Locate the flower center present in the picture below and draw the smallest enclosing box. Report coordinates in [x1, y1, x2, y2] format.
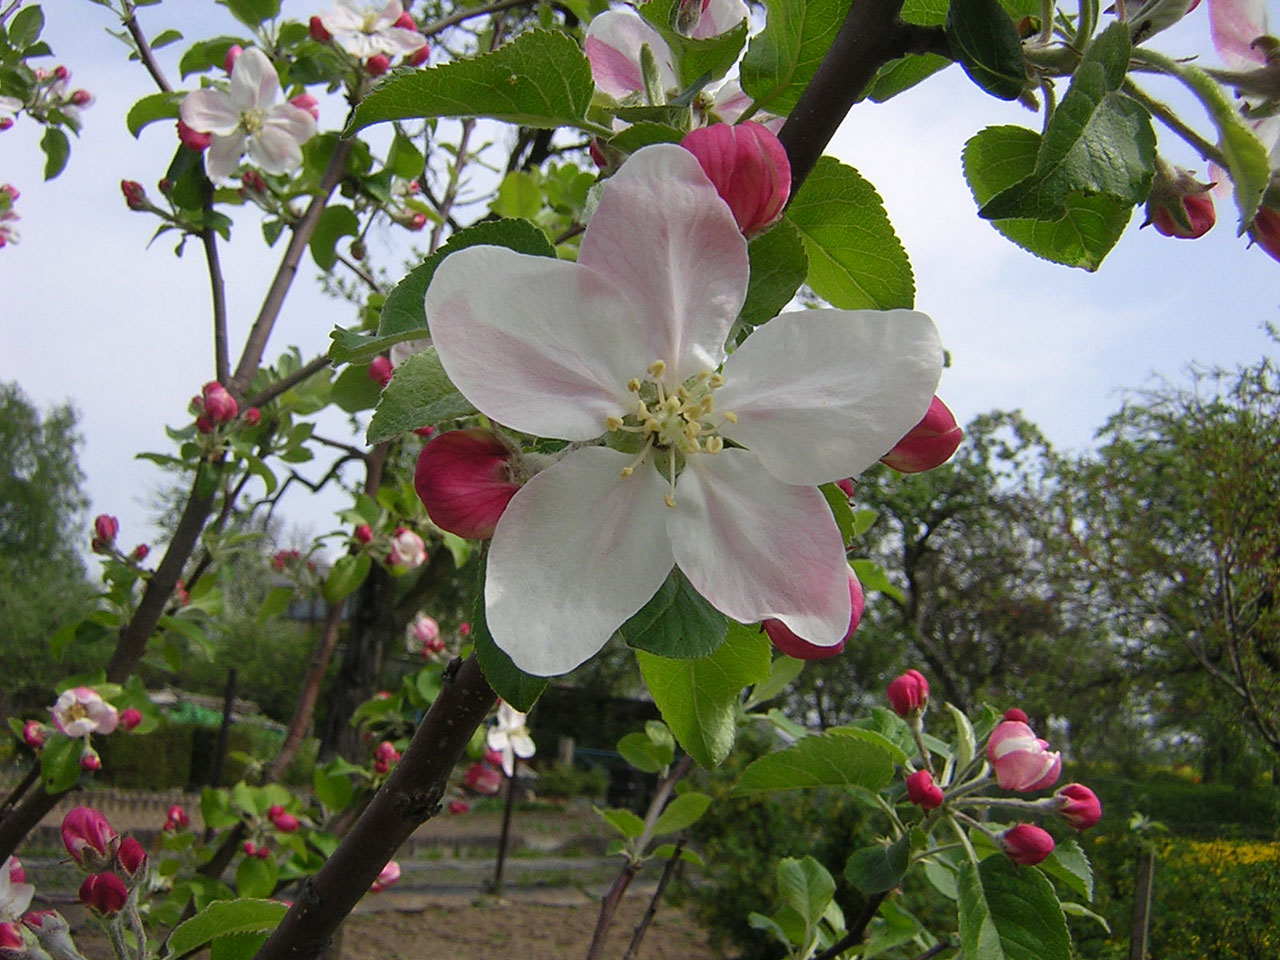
[362, 8, 381, 32]
[65, 703, 89, 723]
[603, 359, 737, 507]
[241, 107, 267, 134]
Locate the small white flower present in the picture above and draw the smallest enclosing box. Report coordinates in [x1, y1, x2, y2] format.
[0, 858, 34, 922]
[486, 703, 536, 777]
[388, 527, 426, 568]
[52, 686, 119, 738]
[179, 48, 317, 183]
[0, 208, 18, 248]
[0, 94, 21, 124]
[321, 0, 428, 59]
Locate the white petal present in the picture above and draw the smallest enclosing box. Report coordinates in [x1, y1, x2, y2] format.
[428, 245, 649, 440]
[229, 48, 280, 111]
[486, 447, 674, 676]
[584, 10, 677, 99]
[377, 27, 428, 56]
[205, 131, 247, 183]
[690, 0, 749, 38]
[487, 728, 510, 751]
[248, 107, 315, 173]
[579, 144, 747, 385]
[325, 0, 366, 30]
[180, 89, 241, 136]
[668, 449, 850, 644]
[717, 309, 943, 485]
[511, 731, 537, 758]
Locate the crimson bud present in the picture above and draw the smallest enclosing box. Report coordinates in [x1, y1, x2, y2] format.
[1249, 205, 1280, 264]
[79, 873, 127, 915]
[79, 749, 101, 772]
[116, 836, 147, 877]
[120, 180, 146, 210]
[880, 396, 963, 473]
[201, 381, 239, 422]
[1003, 707, 1028, 723]
[62, 808, 117, 870]
[414, 430, 521, 540]
[290, 94, 320, 120]
[407, 45, 430, 67]
[1054, 783, 1102, 830]
[308, 15, 332, 41]
[118, 708, 142, 732]
[354, 524, 374, 544]
[370, 860, 400, 892]
[132, 544, 149, 561]
[763, 567, 864, 659]
[223, 45, 243, 73]
[886, 669, 929, 717]
[680, 122, 790, 237]
[21, 722, 44, 750]
[166, 804, 189, 829]
[1000, 824, 1055, 866]
[448, 800, 470, 815]
[366, 54, 390, 76]
[368, 356, 393, 386]
[905, 769, 944, 809]
[177, 119, 212, 151]
[244, 407, 261, 426]
[0, 922, 22, 951]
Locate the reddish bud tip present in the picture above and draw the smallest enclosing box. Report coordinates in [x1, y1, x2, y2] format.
[118, 708, 142, 732]
[370, 861, 401, 892]
[1249, 206, 1280, 264]
[79, 873, 128, 915]
[289, 93, 320, 121]
[79, 749, 102, 772]
[70, 89, 93, 106]
[905, 769, 944, 809]
[116, 836, 147, 877]
[223, 45, 243, 74]
[177, 119, 212, 151]
[93, 514, 119, 546]
[763, 567, 864, 659]
[988, 720, 1062, 792]
[414, 429, 521, 540]
[1055, 783, 1102, 830]
[366, 54, 391, 76]
[881, 396, 963, 473]
[448, 800, 470, 815]
[886, 669, 930, 717]
[407, 212, 427, 231]
[22, 722, 45, 750]
[166, 804, 189, 828]
[1003, 707, 1028, 723]
[201, 381, 239, 422]
[463, 762, 503, 796]
[132, 543, 149, 561]
[54, 66, 69, 81]
[0, 922, 20, 951]
[1150, 191, 1215, 239]
[354, 524, 374, 543]
[244, 407, 261, 426]
[680, 122, 791, 237]
[308, 15, 332, 42]
[368, 356, 394, 386]
[407, 44, 430, 67]
[1000, 824, 1055, 865]
[62, 807, 118, 869]
[394, 11, 416, 28]
[271, 812, 300, 833]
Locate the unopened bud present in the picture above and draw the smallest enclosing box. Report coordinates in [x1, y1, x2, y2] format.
[763, 567, 864, 659]
[414, 429, 521, 540]
[131, 543, 149, 561]
[223, 45, 243, 74]
[116, 836, 147, 877]
[21, 722, 44, 750]
[1249, 205, 1280, 264]
[370, 861, 400, 892]
[166, 805, 189, 829]
[366, 54, 390, 76]
[354, 524, 374, 543]
[368, 356, 393, 386]
[987, 720, 1062, 792]
[1003, 707, 1028, 723]
[79, 748, 101, 772]
[406, 211, 427, 231]
[241, 169, 267, 193]
[680, 122, 791, 237]
[271, 811, 300, 833]
[54, 66, 69, 81]
[244, 406, 261, 426]
[1000, 823, 1055, 865]
[309, 15, 332, 42]
[886, 669, 929, 717]
[448, 800, 470, 815]
[120, 179, 147, 210]
[463, 762, 502, 795]
[0, 922, 23, 952]
[406, 44, 430, 67]
[905, 769, 944, 809]
[201, 381, 239, 422]
[177, 119, 212, 151]
[62, 807, 118, 870]
[1145, 165, 1216, 239]
[880, 396, 963, 473]
[290, 93, 320, 120]
[1054, 783, 1102, 830]
[118, 707, 142, 732]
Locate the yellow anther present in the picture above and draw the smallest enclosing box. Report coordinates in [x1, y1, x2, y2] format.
[695, 371, 711, 382]
[665, 396, 682, 414]
[627, 378, 641, 392]
[685, 421, 702, 438]
[664, 494, 676, 508]
[723, 410, 738, 423]
[707, 436, 724, 454]
[605, 415, 624, 431]
[700, 396, 714, 416]
[620, 466, 634, 477]
[635, 399, 649, 420]
[709, 373, 725, 388]
[647, 360, 666, 379]
[644, 418, 660, 433]
[677, 386, 690, 400]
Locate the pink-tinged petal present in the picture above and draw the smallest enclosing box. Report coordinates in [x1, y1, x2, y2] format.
[668, 450, 850, 644]
[689, 0, 748, 39]
[325, 0, 367, 31]
[584, 11, 678, 99]
[379, 27, 428, 55]
[248, 107, 315, 174]
[180, 90, 241, 136]
[228, 48, 279, 112]
[487, 448, 674, 676]
[374, 0, 405, 30]
[717, 309, 943, 486]
[205, 131, 247, 183]
[428, 246, 649, 440]
[579, 144, 748, 384]
[706, 79, 752, 123]
[1209, 0, 1270, 68]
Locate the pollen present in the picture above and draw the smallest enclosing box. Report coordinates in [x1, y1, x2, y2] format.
[647, 360, 666, 379]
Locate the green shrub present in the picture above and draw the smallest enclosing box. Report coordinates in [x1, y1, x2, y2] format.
[96, 723, 195, 790]
[1087, 775, 1280, 838]
[536, 762, 608, 800]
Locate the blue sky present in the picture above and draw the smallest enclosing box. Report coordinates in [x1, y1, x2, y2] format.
[1, 1, 1277, 554]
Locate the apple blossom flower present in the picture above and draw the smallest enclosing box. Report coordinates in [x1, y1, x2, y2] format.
[387, 527, 426, 568]
[987, 720, 1062, 792]
[414, 430, 521, 540]
[406, 613, 444, 656]
[0, 858, 34, 922]
[886, 669, 930, 717]
[1054, 783, 1102, 829]
[427, 144, 942, 676]
[79, 874, 127, 916]
[61, 808, 118, 870]
[52, 687, 119, 738]
[319, 1, 428, 60]
[118, 708, 142, 731]
[1000, 823, 1055, 865]
[370, 860, 401, 892]
[20, 723, 44, 750]
[178, 48, 317, 183]
[880, 396, 963, 473]
[763, 568, 864, 659]
[680, 122, 790, 237]
[165, 805, 189, 830]
[487, 703, 535, 777]
[1209, 0, 1271, 71]
[462, 762, 502, 795]
[905, 769, 944, 809]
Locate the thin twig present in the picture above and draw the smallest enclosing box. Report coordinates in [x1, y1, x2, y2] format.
[910, 941, 951, 960]
[335, 252, 383, 293]
[203, 226, 230, 383]
[120, 0, 172, 93]
[429, 119, 476, 253]
[0, 766, 39, 822]
[810, 891, 889, 960]
[622, 832, 686, 960]
[246, 354, 332, 409]
[1121, 80, 1229, 170]
[421, 0, 531, 38]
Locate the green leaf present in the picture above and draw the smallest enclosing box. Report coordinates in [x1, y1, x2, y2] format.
[850, 558, 906, 604]
[618, 569, 728, 659]
[652, 842, 705, 867]
[820, 482, 857, 546]
[210, 933, 267, 960]
[330, 362, 383, 414]
[40, 735, 81, 793]
[785, 157, 914, 309]
[491, 171, 542, 219]
[41, 127, 70, 181]
[733, 731, 896, 795]
[216, 0, 280, 28]
[371, 217, 555, 352]
[387, 130, 424, 179]
[637, 621, 771, 767]
[598, 806, 646, 840]
[607, 122, 685, 155]
[179, 36, 251, 78]
[946, 701, 977, 770]
[740, 219, 808, 326]
[308, 205, 359, 271]
[256, 586, 293, 625]
[945, 0, 1026, 100]
[963, 124, 1131, 270]
[1060, 901, 1110, 932]
[845, 831, 915, 894]
[234, 857, 277, 899]
[740, 0, 850, 117]
[868, 54, 952, 102]
[827, 725, 909, 766]
[471, 560, 547, 712]
[618, 731, 673, 773]
[322, 554, 370, 604]
[165, 899, 287, 958]
[8, 6, 44, 49]
[652, 792, 712, 835]
[201, 787, 239, 829]
[958, 857, 1072, 960]
[979, 24, 1153, 222]
[312, 765, 355, 813]
[347, 31, 595, 134]
[126, 91, 183, 137]
[1040, 836, 1093, 901]
[743, 653, 805, 709]
[777, 855, 836, 930]
[151, 28, 184, 49]
[366, 348, 477, 444]
[638, 0, 749, 88]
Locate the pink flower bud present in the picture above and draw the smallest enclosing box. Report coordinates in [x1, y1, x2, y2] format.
[117, 179, 146, 212]
[373, 740, 401, 775]
[1003, 707, 1028, 722]
[679, 122, 791, 237]
[195, 416, 215, 434]
[483, 747, 504, 767]
[223, 45, 243, 74]
[987, 720, 1061, 792]
[1000, 823, 1055, 866]
[177, 119, 212, 151]
[132, 543, 149, 561]
[21, 910, 51, 930]
[93, 514, 119, 547]
[243, 841, 257, 857]
[1250, 206, 1280, 264]
[886, 669, 929, 717]
[462, 762, 502, 796]
[21, 722, 44, 749]
[244, 407, 261, 426]
[1149, 191, 1215, 239]
[458, 622, 471, 637]
[255, 845, 271, 860]
[366, 54, 391, 76]
[309, 15, 332, 41]
[1054, 783, 1102, 830]
[588, 139, 608, 169]
[394, 11, 416, 28]
[905, 769, 944, 809]
[387, 527, 426, 568]
[448, 800, 470, 815]
[763, 567, 864, 659]
[69, 90, 93, 106]
[174, 580, 190, 606]
[62, 808, 118, 870]
[880, 396, 963, 473]
[0, 922, 22, 951]
[414, 430, 521, 540]
[407, 212, 427, 231]
[271, 812, 300, 833]
[835, 477, 855, 499]
[290, 94, 320, 121]
[370, 860, 400, 892]
[53, 65, 69, 80]
[201, 381, 239, 422]
[368, 356, 394, 386]
[413, 424, 436, 439]
[166, 804, 189, 829]
[8, 859, 25, 885]
[116, 836, 147, 877]
[79, 748, 101, 772]
[241, 169, 266, 193]
[354, 524, 374, 543]
[0, 118, 13, 132]
[118, 708, 142, 732]
[406, 45, 430, 67]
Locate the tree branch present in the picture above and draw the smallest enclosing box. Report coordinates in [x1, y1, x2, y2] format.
[120, 0, 172, 93]
[202, 225, 230, 384]
[811, 891, 889, 960]
[246, 355, 332, 409]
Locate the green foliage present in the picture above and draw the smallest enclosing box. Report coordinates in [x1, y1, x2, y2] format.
[166, 899, 288, 958]
[740, 0, 849, 117]
[618, 569, 728, 659]
[366, 348, 477, 443]
[958, 856, 1071, 960]
[732, 731, 895, 795]
[945, 0, 1026, 100]
[739, 220, 808, 327]
[535, 762, 609, 799]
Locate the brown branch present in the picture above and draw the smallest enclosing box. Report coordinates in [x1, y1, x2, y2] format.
[269, 603, 347, 781]
[253, 654, 496, 960]
[0, 766, 39, 822]
[202, 226, 230, 383]
[120, 0, 172, 93]
[246, 355, 332, 409]
[811, 891, 889, 960]
[421, 0, 531, 37]
[622, 832, 686, 960]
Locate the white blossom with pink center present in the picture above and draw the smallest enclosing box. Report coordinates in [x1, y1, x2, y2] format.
[987, 720, 1063, 792]
[179, 48, 317, 183]
[51, 686, 119, 739]
[0, 859, 34, 922]
[486, 703, 536, 777]
[427, 144, 943, 675]
[1209, 0, 1279, 165]
[320, 0, 427, 59]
